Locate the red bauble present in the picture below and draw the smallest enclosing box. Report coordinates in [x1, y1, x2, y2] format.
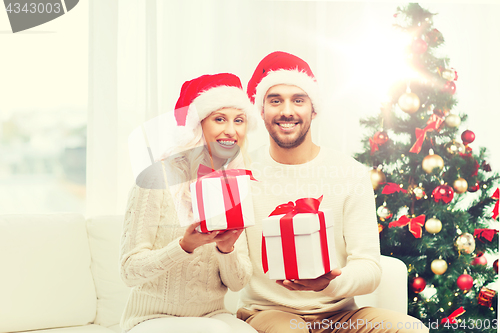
[432, 185, 454, 204]
[494, 259, 498, 274]
[411, 277, 426, 293]
[461, 130, 476, 145]
[373, 131, 389, 145]
[442, 81, 456, 95]
[472, 253, 487, 266]
[457, 274, 474, 291]
[411, 38, 428, 54]
[468, 182, 480, 192]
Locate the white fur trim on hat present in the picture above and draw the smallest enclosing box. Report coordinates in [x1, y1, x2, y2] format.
[253, 69, 320, 114]
[193, 85, 257, 131]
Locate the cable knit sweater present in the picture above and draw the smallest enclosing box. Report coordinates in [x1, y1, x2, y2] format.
[119, 161, 253, 331]
[240, 146, 382, 314]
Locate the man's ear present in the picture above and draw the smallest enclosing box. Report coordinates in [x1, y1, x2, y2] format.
[261, 108, 265, 120]
[311, 110, 317, 120]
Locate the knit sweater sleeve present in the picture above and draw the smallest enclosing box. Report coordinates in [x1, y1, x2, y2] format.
[120, 166, 192, 287]
[320, 172, 382, 299]
[215, 229, 253, 292]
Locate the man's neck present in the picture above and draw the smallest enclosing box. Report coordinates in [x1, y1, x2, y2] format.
[269, 139, 320, 165]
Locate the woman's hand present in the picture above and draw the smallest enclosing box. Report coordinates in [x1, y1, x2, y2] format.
[214, 228, 244, 253]
[179, 222, 220, 253]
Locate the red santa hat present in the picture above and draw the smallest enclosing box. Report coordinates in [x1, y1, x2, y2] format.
[174, 73, 255, 133]
[246, 51, 320, 114]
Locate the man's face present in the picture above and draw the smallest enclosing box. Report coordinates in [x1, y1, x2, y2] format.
[261, 84, 316, 149]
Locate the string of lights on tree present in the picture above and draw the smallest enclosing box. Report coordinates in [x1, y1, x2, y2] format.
[355, 4, 499, 331]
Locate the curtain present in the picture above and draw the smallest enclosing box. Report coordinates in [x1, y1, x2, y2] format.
[87, 0, 500, 217]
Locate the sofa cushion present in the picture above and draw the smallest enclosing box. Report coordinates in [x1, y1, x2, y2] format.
[16, 324, 117, 333]
[0, 214, 97, 333]
[87, 216, 131, 328]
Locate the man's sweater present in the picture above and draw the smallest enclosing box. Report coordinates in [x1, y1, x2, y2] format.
[240, 145, 382, 314]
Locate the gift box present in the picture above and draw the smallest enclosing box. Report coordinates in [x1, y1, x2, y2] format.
[190, 165, 256, 232]
[262, 197, 337, 280]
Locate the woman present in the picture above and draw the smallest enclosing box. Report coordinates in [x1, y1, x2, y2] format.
[120, 73, 257, 333]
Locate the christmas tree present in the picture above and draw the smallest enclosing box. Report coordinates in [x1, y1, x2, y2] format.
[355, 4, 499, 332]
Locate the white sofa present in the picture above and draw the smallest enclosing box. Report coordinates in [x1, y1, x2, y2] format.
[0, 214, 408, 333]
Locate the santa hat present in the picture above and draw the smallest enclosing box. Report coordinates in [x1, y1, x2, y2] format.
[247, 51, 320, 114]
[174, 73, 255, 134]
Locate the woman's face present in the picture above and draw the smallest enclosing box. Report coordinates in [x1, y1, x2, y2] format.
[201, 107, 247, 164]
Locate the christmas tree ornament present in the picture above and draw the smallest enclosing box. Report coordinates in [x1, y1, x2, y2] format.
[481, 161, 492, 172]
[426, 28, 444, 46]
[378, 223, 384, 233]
[461, 130, 475, 145]
[398, 92, 420, 114]
[433, 107, 449, 117]
[408, 184, 425, 200]
[381, 183, 407, 195]
[455, 233, 476, 254]
[493, 188, 499, 220]
[442, 81, 456, 95]
[369, 167, 386, 191]
[388, 214, 426, 238]
[473, 228, 498, 243]
[471, 253, 487, 266]
[444, 141, 465, 155]
[425, 217, 442, 234]
[468, 181, 480, 192]
[444, 114, 461, 127]
[377, 204, 393, 221]
[422, 151, 444, 174]
[478, 287, 496, 307]
[453, 177, 468, 194]
[493, 259, 498, 274]
[373, 131, 389, 145]
[441, 68, 458, 81]
[431, 258, 448, 275]
[432, 185, 454, 203]
[411, 276, 426, 293]
[457, 274, 474, 291]
[411, 38, 428, 54]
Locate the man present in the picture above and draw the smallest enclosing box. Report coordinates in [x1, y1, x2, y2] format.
[237, 51, 428, 333]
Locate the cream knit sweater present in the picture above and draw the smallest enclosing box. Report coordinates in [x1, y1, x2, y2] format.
[240, 146, 382, 314]
[119, 161, 253, 331]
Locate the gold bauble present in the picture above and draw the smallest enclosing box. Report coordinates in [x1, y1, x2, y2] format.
[445, 114, 461, 128]
[455, 233, 475, 254]
[425, 217, 442, 234]
[369, 169, 386, 191]
[444, 141, 466, 156]
[453, 177, 468, 194]
[422, 154, 444, 174]
[431, 259, 448, 275]
[398, 92, 420, 114]
[441, 69, 456, 81]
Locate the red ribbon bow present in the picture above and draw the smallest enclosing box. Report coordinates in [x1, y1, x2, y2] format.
[381, 182, 408, 195]
[369, 137, 379, 155]
[441, 307, 465, 325]
[410, 114, 444, 154]
[262, 196, 330, 280]
[388, 214, 426, 238]
[474, 228, 498, 242]
[195, 164, 257, 233]
[493, 188, 499, 220]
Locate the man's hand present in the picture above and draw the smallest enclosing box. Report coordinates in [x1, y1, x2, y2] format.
[214, 228, 244, 253]
[276, 269, 342, 292]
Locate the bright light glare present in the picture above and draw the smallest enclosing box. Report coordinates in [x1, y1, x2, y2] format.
[328, 26, 421, 100]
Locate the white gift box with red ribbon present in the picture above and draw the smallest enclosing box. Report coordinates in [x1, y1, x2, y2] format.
[190, 171, 255, 232]
[262, 208, 336, 280]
